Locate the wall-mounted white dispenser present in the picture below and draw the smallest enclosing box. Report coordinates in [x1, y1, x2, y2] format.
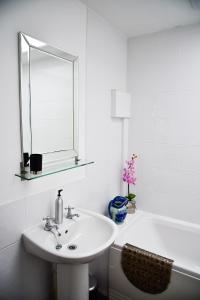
[111, 89, 132, 195]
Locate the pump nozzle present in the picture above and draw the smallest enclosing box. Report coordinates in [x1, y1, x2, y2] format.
[58, 189, 63, 196]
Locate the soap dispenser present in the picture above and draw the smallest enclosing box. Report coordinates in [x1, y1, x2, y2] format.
[55, 189, 63, 224]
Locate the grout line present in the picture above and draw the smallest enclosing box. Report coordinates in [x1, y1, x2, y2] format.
[0, 240, 21, 252]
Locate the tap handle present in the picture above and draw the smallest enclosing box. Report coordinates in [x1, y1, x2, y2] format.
[64, 206, 75, 217]
[43, 216, 52, 220]
[64, 206, 74, 211]
[43, 216, 54, 225]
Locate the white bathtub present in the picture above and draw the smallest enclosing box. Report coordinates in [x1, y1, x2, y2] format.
[109, 210, 200, 300]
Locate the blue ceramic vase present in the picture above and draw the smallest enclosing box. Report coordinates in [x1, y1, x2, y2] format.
[108, 196, 128, 224]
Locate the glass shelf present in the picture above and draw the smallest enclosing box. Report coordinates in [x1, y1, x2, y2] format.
[15, 160, 94, 181]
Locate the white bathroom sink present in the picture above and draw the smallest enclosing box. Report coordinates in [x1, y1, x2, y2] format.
[23, 208, 118, 264]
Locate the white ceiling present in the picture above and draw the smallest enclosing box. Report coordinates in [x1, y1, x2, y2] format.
[81, 0, 200, 37]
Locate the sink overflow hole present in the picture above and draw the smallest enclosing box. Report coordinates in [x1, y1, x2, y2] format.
[68, 244, 77, 250]
[56, 244, 62, 250]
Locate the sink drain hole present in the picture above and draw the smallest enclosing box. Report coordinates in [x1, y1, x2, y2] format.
[68, 244, 77, 250]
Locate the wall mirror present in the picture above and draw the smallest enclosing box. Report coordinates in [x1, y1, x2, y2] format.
[18, 32, 79, 174]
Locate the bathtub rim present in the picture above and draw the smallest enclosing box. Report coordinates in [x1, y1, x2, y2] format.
[112, 210, 200, 280]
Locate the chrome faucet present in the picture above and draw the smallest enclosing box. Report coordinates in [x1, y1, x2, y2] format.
[43, 217, 61, 235]
[65, 206, 79, 219]
[43, 217, 62, 249]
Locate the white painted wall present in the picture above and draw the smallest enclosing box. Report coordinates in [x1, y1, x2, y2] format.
[0, 0, 87, 206]
[0, 0, 127, 299]
[128, 24, 200, 224]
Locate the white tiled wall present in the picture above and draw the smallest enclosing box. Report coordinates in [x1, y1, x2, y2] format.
[128, 24, 200, 224]
[0, 192, 52, 300]
[0, 241, 51, 300]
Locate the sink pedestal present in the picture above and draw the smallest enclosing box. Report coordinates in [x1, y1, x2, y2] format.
[57, 263, 89, 300]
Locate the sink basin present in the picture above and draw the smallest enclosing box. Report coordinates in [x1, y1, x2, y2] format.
[23, 208, 118, 300]
[23, 208, 118, 264]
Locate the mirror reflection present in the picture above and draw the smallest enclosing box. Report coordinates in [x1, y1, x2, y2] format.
[30, 48, 74, 153]
[18, 33, 79, 168]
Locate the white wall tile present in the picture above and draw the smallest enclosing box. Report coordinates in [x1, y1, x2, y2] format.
[0, 241, 51, 300]
[128, 24, 200, 224]
[0, 242, 22, 300]
[0, 198, 27, 250]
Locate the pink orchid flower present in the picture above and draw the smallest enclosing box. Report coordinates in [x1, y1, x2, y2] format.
[122, 154, 137, 197]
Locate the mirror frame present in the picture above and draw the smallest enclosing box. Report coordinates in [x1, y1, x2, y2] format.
[18, 32, 79, 170]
